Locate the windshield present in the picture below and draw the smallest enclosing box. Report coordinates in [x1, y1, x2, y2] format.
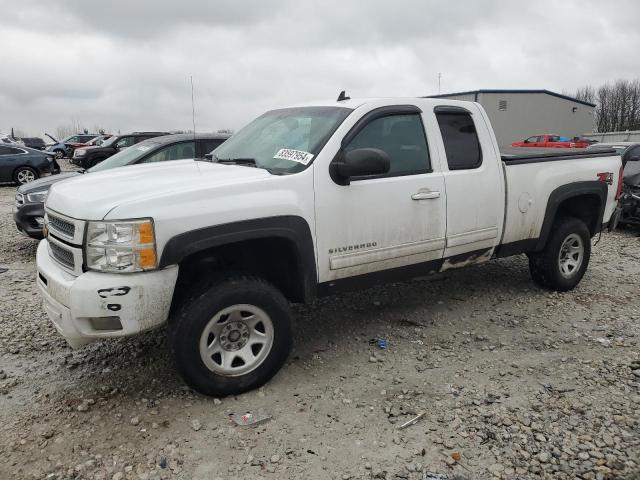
[211, 106, 352, 174]
[89, 140, 160, 172]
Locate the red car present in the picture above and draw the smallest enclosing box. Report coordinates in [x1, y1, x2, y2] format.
[73, 134, 113, 152]
[512, 134, 590, 148]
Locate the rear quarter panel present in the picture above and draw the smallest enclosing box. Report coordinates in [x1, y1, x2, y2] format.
[502, 155, 621, 244]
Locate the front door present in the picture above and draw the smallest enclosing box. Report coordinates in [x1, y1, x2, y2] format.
[314, 106, 447, 283]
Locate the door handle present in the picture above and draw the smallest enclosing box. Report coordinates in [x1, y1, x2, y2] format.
[411, 191, 440, 200]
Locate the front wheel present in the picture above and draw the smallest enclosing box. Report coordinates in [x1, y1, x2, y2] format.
[169, 276, 293, 396]
[54, 149, 65, 159]
[528, 216, 591, 291]
[14, 166, 38, 185]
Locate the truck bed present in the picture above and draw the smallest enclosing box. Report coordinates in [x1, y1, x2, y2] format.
[499, 148, 621, 246]
[501, 148, 617, 165]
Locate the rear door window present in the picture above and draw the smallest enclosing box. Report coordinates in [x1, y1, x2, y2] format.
[435, 110, 482, 170]
[115, 136, 136, 149]
[139, 141, 195, 163]
[200, 139, 225, 156]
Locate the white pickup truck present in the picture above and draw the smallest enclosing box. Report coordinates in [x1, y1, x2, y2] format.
[36, 97, 624, 396]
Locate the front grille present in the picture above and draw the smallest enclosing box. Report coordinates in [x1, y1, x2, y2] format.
[15, 193, 24, 208]
[48, 214, 75, 239]
[49, 242, 75, 270]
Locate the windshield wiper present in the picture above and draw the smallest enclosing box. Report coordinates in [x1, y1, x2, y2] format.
[216, 157, 257, 167]
[208, 155, 275, 174]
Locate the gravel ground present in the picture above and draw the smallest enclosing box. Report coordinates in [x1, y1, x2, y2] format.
[1, 168, 640, 480]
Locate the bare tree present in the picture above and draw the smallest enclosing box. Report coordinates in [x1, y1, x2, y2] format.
[573, 79, 640, 133]
[55, 118, 87, 139]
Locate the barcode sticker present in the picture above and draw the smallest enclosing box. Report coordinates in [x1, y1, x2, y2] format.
[273, 148, 314, 165]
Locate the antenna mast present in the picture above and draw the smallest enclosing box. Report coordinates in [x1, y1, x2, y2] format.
[437, 72, 442, 95]
[190, 76, 196, 146]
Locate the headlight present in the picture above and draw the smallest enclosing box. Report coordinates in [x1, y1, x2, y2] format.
[74, 149, 86, 157]
[26, 190, 49, 203]
[85, 219, 157, 272]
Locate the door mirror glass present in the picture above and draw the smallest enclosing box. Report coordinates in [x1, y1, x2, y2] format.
[622, 147, 640, 165]
[331, 148, 390, 184]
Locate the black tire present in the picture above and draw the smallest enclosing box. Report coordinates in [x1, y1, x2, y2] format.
[54, 149, 65, 159]
[169, 276, 293, 396]
[13, 166, 38, 185]
[528, 216, 591, 291]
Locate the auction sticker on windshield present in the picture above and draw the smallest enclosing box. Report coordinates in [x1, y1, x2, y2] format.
[274, 148, 314, 165]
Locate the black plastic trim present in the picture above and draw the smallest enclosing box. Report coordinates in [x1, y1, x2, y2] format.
[502, 149, 617, 165]
[159, 216, 318, 301]
[433, 105, 473, 115]
[340, 105, 423, 148]
[536, 181, 607, 250]
[493, 239, 539, 258]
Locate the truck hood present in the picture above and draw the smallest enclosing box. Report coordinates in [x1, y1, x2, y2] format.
[46, 160, 271, 220]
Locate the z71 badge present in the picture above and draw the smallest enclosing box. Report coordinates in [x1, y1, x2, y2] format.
[329, 242, 377, 255]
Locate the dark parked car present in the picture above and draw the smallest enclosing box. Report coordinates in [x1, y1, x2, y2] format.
[20, 137, 46, 150]
[0, 145, 58, 186]
[71, 131, 172, 169]
[14, 133, 230, 239]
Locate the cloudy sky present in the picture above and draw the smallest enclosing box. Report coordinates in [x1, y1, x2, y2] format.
[1, 0, 639, 137]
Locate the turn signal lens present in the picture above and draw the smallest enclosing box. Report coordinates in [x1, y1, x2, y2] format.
[138, 248, 157, 269]
[138, 222, 155, 244]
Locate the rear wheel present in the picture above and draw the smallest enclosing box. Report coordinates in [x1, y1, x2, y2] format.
[169, 276, 293, 396]
[54, 149, 65, 159]
[528, 216, 591, 291]
[14, 166, 38, 185]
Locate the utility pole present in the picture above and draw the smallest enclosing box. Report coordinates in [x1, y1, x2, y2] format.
[438, 73, 442, 95]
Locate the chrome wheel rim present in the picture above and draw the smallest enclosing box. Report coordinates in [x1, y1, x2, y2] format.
[17, 169, 35, 184]
[558, 233, 584, 278]
[55, 151, 63, 159]
[199, 304, 274, 376]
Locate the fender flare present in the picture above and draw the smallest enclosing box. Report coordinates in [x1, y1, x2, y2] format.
[159, 215, 318, 300]
[536, 181, 607, 251]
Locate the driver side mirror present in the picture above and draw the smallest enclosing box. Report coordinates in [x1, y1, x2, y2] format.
[330, 148, 390, 185]
[622, 149, 640, 166]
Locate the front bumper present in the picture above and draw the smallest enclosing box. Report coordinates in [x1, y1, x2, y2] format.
[36, 240, 179, 348]
[13, 202, 45, 239]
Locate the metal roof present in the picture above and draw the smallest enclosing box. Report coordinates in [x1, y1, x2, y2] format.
[426, 89, 596, 108]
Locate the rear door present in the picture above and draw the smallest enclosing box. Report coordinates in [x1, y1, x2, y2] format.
[0, 145, 15, 180]
[314, 105, 447, 282]
[433, 105, 504, 259]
